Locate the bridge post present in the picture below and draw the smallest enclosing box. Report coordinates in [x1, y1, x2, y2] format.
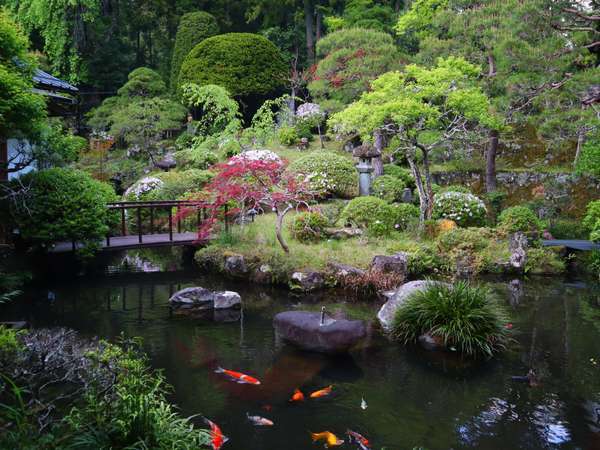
[121, 209, 126, 236]
[168, 208, 173, 241]
[137, 207, 142, 244]
[177, 205, 181, 233]
[150, 207, 154, 234]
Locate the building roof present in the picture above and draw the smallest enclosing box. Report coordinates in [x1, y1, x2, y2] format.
[33, 68, 78, 93]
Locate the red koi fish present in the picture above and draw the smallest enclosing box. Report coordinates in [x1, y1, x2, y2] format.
[204, 418, 228, 450]
[289, 388, 305, 402]
[310, 385, 333, 398]
[215, 367, 261, 385]
[347, 429, 371, 450]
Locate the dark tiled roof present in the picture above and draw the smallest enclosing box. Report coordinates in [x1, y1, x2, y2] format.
[33, 68, 78, 93]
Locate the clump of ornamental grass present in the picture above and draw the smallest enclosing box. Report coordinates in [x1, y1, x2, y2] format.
[391, 281, 511, 357]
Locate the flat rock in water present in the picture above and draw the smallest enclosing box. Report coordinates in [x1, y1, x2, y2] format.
[169, 287, 214, 307]
[213, 291, 241, 309]
[273, 311, 366, 354]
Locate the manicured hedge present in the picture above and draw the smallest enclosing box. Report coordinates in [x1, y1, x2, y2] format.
[178, 33, 287, 97]
[170, 12, 219, 90]
[287, 152, 357, 198]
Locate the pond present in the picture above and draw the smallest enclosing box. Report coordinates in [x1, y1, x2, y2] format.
[3, 249, 600, 450]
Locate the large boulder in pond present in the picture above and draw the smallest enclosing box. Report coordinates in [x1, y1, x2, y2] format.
[377, 280, 450, 331]
[169, 287, 241, 310]
[274, 311, 366, 354]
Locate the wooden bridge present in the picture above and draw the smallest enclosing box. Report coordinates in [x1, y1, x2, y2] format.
[541, 239, 600, 252]
[50, 200, 229, 253]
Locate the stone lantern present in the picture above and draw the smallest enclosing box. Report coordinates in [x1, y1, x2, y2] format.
[352, 143, 381, 196]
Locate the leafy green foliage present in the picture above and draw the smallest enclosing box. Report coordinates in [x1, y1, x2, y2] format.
[576, 138, 600, 177]
[391, 281, 510, 357]
[309, 28, 402, 112]
[340, 196, 396, 233]
[289, 211, 329, 243]
[372, 175, 406, 203]
[432, 191, 487, 227]
[170, 11, 219, 90]
[525, 248, 566, 274]
[278, 125, 299, 146]
[287, 152, 357, 198]
[382, 164, 415, 188]
[395, 0, 448, 52]
[335, 0, 397, 32]
[548, 219, 587, 240]
[0, 10, 46, 140]
[10, 168, 117, 250]
[498, 206, 542, 234]
[439, 184, 471, 194]
[181, 83, 241, 137]
[391, 203, 420, 230]
[117, 67, 167, 97]
[179, 33, 287, 97]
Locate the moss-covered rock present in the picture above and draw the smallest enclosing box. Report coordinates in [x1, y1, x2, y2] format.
[178, 33, 287, 98]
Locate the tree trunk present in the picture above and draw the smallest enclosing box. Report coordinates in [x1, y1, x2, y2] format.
[486, 129, 499, 192]
[304, 0, 315, 64]
[574, 127, 585, 167]
[487, 53, 497, 78]
[407, 153, 427, 228]
[421, 147, 434, 218]
[373, 131, 385, 177]
[275, 205, 293, 253]
[315, 7, 322, 41]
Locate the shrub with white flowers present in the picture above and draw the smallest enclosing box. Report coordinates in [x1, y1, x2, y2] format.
[432, 191, 487, 227]
[124, 177, 164, 200]
[288, 152, 357, 198]
[372, 175, 406, 203]
[392, 203, 420, 230]
[229, 149, 282, 165]
[296, 103, 324, 123]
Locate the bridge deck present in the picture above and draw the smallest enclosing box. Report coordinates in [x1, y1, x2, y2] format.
[542, 239, 600, 251]
[50, 232, 199, 253]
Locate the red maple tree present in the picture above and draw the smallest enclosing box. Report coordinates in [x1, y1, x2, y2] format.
[184, 156, 316, 253]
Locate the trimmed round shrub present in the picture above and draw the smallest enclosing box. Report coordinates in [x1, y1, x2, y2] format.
[278, 126, 298, 146]
[313, 200, 347, 226]
[583, 200, 600, 233]
[340, 196, 396, 234]
[289, 212, 329, 243]
[392, 203, 419, 230]
[158, 169, 214, 199]
[432, 191, 487, 227]
[382, 164, 415, 188]
[170, 11, 219, 90]
[391, 281, 510, 357]
[288, 152, 357, 198]
[498, 206, 542, 234]
[372, 175, 406, 203]
[178, 33, 287, 97]
[117, 67, 166, 98]
[437, 227, 495, 253]
[10, 168, 117, 248]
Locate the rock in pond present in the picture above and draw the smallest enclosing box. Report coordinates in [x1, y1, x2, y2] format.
[169, 287, 241, 310]
[289, 270, 325, 292]
[377, 280, 450, 331]
[223, 254, 249, 277]
[274, 311, 367, 354]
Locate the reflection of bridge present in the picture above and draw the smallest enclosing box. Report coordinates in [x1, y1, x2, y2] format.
[50, 200, 228, 253]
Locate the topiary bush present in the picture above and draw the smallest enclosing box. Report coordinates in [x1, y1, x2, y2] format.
[288, 152, 357, 198]
[498, 206, 542, 234]
[382, 164, 415, 188]
[392, 203, 420, 230]
[178, 33, 287, 98]
[289, 211, 329, 243]
[278, 125, 298, 146]
[391, 281, 511, 357]
[117, 67, 167, 98]
[340, 196, 396, 234]
[432, 191, 487, 227]
[170, 11, 219, 90]
[372, 175, 406, 203]
[10, 168, 117, 250]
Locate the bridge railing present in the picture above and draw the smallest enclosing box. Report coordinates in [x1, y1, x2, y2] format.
[105, 200, 213, 247]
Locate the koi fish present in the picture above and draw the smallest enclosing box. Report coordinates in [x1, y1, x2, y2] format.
[204, 418, 228, 450]
[310, 431, 344, 447]
[360, 397, 367, 410]
[290, 388, 305, 402]
[347, 429, 371, 450]
[246, 412, 274, 426]
[214, 367, 261, 385]
[310, 385, 333, 398]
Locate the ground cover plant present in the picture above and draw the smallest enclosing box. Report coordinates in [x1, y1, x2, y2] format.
[391, 281, 511, 357]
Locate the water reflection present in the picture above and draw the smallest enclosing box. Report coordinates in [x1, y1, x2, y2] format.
[1, 257, 600, 450]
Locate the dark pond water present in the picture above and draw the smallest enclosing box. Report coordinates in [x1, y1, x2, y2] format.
[3, 249, 600, 450]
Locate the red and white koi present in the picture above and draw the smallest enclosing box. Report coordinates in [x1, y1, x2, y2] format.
[347, 429, 371, 450]
[214, 367, 261, 385]
[246, 412, 274, 426]
[204, 418, 228, 450]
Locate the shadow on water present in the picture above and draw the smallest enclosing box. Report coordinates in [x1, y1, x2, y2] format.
[2, 248, 600, 449]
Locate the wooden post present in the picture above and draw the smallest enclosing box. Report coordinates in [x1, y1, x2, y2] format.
[121, 208, 126, 236]
[71, 240, 76, 251]
[168, 207, 173, 241]
[177, 205, 181, 233]
[150, 207, 154, 234]
[106, 234, 110, 247]
[137, 206, 142, 244]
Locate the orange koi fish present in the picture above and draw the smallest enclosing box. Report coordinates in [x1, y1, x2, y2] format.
[246, 412, 274, 426]
[309, 385, 333, 398]
[310, 431, 344, 447]
[347, 429, 371, 450]
[289, 388, 305, 402]
[215, 367, 261, 385]
[204, 418, 228, 450]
